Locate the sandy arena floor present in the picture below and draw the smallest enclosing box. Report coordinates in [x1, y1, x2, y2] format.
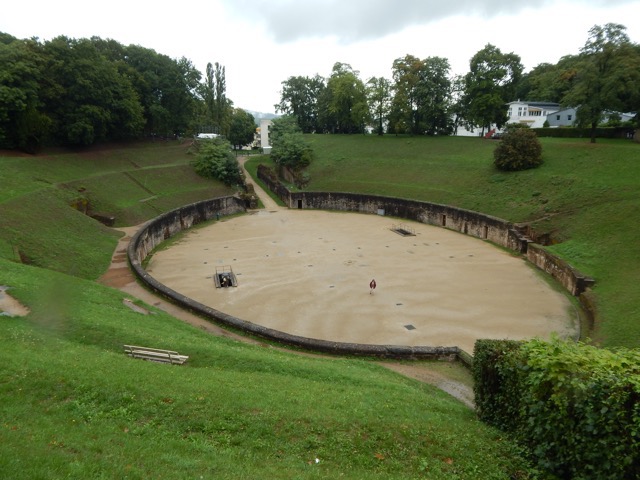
[146, 209, 578, 353]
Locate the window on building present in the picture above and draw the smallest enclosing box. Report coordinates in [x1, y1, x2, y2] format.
[568, 115, 572, 121]
[556, 115, 560, 120]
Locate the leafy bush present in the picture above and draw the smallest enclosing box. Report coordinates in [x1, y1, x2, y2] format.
[473, 337, 640, 479]
[493, 127, 543, 171]
[192, 138, 242, 186]
[533, 126, 634, 138]
[270, 132, 313, 171]
[473, 339, 525, 432]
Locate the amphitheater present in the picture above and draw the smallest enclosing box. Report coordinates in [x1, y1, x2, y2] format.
[126, 160, 584, 359]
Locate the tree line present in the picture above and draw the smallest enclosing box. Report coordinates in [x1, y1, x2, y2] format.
[276, 24, 640, 140]
[0, 32, 255, 152]
[2, 24, 638, 152]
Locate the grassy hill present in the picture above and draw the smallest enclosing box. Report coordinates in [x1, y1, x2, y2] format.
[1, 140, 534, 479]
[248, 134, 640, 348]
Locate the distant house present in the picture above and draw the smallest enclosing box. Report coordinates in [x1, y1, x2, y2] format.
[547, 108, 577, 127]
[195, 133, 220, 140]
[259, 119, 272, 154]
[506, 101, 561, 128]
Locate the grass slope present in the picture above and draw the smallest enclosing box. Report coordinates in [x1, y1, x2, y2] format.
[0, 142, 235, 278]
[0, 259, 529, 479]
[250, 134, 640, 348]
[1, 140, 534, 478]
[7, 135, 638, 477]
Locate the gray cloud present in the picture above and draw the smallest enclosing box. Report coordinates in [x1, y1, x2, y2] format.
[225, 0, 635, 44]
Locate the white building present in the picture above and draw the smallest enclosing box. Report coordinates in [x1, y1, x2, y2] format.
[259, 119, 272, 154]
[506, 101, 561, 128]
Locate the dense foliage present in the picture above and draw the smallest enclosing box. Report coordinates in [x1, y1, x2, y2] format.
[228, 108, 256, 151]
[192, 138, 243, 186]
[275, 23, 639, 137]
[473, 338, 640, 479]
[493, 127, 543, 171]
[0, 33, 235, 150]
[269, 116, 313, 174]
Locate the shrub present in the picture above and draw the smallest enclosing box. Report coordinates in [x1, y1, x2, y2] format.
[473, 337, 640, 479]
[473, 339, 525, 432]
[493, 127, 543, 171]
[192, 138, 243, 186]
[271, 132, 313, 171]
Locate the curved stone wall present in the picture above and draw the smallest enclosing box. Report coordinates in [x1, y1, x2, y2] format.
[257, 165, 595, 299]
[128, 182, 592, 361]
[127, 195, 461, 360]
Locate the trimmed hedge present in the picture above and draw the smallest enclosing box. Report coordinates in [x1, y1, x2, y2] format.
[532, 127, 634, 139]
[473, 338, 640, 479]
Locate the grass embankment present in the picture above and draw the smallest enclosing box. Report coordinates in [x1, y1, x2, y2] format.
[1, 141, 532, 478]
[0, 260, 528, 479]
[248, 134, 640, 348]
[0, 142, 235, 279]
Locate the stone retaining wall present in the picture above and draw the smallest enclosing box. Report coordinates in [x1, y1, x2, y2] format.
[127, 194, 461, 360]
[129, 196, 245, 265]
[257, 164, 594, 300]
[128, 172, 594, 361]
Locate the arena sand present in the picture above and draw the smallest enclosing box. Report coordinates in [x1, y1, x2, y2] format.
[146, 209, 578, 354]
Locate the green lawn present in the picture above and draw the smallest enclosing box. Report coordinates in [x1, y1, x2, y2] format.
[0, 258, 530, 479]
[3, 135, 638, 478]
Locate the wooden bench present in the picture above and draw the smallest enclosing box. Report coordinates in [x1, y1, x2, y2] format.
[123, 345, 189, 365]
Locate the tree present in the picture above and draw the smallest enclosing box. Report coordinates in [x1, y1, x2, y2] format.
[563, 23, 640, 142]
[389, 54, 423, 134]
[515, 56, 582, 104]
[269, 115, 313, 174]
[462, 44, 524, 135]
[275, 75, 325, 133]
[366, 76, 392, 135]
[417, 57, 454, 135]
[0, 37, 51, 151]
[320, 62, 369, 134]
[40, 36, 144, 145]
[270, 132, 313, 171]
[389, 55, 454, 135]
[268, 115, 300, 145]
[228, 108, 256, 151]
[192, 137, 242, 186]
[120, 44, 196, 137]
[493, 126, 543, 171]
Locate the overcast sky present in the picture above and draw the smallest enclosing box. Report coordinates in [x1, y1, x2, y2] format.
[2, 0, 640, 114]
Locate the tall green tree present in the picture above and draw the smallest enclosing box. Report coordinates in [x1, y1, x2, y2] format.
[228, 108, 256, 151]
[462, 44, 523, 135]
[0, 36, 51, 151]
[268, 114, 313, 173]
[515, 56, 582, 104]
[389, 54, 423, 134]
[320, 63, 369, 134]
[366, 76, 391, 135]
[563, 23, 640, 142]
[275, 75, 325, 133]
[40, 36, 144, 145]
[122, 44, 196, 137]
[418, 56, 453, 135]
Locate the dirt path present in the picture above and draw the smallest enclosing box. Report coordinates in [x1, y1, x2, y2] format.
[239, 156, 280, 210]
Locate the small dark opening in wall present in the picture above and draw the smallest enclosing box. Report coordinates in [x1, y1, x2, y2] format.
[441, 214, 447, 227]
[463, 223, 468, 234]
[483, 226, 489, 239]
[297, 199, 303, 209]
